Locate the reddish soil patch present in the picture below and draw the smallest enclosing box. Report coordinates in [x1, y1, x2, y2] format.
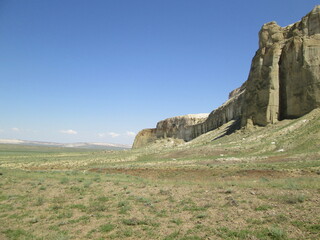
[88, 167, 290, 182]
[235, 169, 284, 178]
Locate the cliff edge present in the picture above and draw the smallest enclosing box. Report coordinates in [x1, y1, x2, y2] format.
[133, 6, 320, 149]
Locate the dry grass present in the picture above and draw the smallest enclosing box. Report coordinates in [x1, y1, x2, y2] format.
[0, 110, 320, 239]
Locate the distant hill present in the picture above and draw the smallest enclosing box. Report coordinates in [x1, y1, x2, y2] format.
[0, 139, 131, 150]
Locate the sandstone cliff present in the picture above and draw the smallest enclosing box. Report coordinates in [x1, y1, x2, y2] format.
[242, 6, 320, 126]
[133, 6, 320, 148]
[132, 128, 157, 149]
[132, 114, 208, 149]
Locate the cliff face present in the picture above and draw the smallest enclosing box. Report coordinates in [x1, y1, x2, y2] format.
[242, 6, 320, 126]
[133, 6, 320, 148]
[191, 87, 245, 139]
[132, 128, 157, 149]
[132, 114, 208, 148]
[155, 114, 209, 141]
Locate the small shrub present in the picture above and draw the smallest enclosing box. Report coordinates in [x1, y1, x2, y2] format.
[83, 180, 93, 188]
[274, 214, 288, 223]
[196, 213, 207, 219]
[280, 194, 306, 204]
[69, 204, 87, 211]
[180, 236, 202, 240]
[164, 231, 180, 240]
[170, 218, 183, 225]
[57, 210, 73, 219]
[159, 189, 171, 195]
[216, 227, 251, 239]
[118, 201, 128, 208]
[156, 209, 168, 217]
[135, 196, 152, 206]
[307, 224, 320, 233]
[283, 180, 299, 190]
[60, 177, 69, 184]
[255, 205, 273, 211]
[3, 229, 33, 239]
[266, 226, 287, 240]
[68, 215, 90, 224]
[50, 205, 62, 211]
[77, 178, 84, 183]
[88, 202, 107, 212]
[34, 197, 44, 206]
[69, 186, 85, 195]
[118, 201, 131, 214]
[122, 218, 157, 226]
[122, 218, 141, 226]
[93, 176, 101, 182]
[123, 229, 133, 237]
[97, 196, 109, 202]
[99, 223, 115, 233]
[256, 226, 287, 240]
[2, 201, 17, 210]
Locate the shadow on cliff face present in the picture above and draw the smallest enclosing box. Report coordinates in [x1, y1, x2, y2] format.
[211, 118, 241, 142]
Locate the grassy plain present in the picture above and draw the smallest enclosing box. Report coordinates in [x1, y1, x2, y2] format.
[0, 110, 320, 239]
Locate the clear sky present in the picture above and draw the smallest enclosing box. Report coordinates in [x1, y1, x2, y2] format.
[0, 0, 318, 145]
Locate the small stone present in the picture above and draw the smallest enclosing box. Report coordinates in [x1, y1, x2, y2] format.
[225, 196, 238, 206]
[30, 218, 38, 224]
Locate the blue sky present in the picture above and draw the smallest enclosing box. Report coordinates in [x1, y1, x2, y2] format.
[0, 0, 318, 145]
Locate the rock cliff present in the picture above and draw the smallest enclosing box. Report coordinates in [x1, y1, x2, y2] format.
[133, 6, 320, 148]
[132, 128, 157, 149]
[242, 6, 320, 126]
[132, 114, 208, 149]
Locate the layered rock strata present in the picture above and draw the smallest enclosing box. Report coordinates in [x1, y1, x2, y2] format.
[242, 6, 320, 126]
[191, 87, 245, 139]
[133, 6, 320, 148]
[132, 114, 208, 148]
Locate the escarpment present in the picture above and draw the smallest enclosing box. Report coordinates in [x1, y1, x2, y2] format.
[132, 114, 208, 149]
[242, 6, 320, 126]
[191, 86, 245, 139]
[133, 6, 320, 149]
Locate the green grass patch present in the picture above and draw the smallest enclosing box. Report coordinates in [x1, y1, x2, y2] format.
[255, 205, 273, 211]
[3, 228, 34, 240]
[99, 223, 115, 233]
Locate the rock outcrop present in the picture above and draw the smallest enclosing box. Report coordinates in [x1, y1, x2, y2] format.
[242, 6, 320, 126]
[155, 114, 209, 141]
[132, 128, 157, 149]
[132, 114, 208, 149]
[133, 6, 320, 148]
[191, 87, 245, 139]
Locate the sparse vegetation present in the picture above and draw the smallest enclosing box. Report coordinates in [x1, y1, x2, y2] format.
[0, 110, 319, 239]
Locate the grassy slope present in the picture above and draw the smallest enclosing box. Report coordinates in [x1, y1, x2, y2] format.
[0, 109, 319, 239]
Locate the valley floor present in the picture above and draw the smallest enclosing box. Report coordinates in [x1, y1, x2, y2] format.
[0, 110, 320, 239]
